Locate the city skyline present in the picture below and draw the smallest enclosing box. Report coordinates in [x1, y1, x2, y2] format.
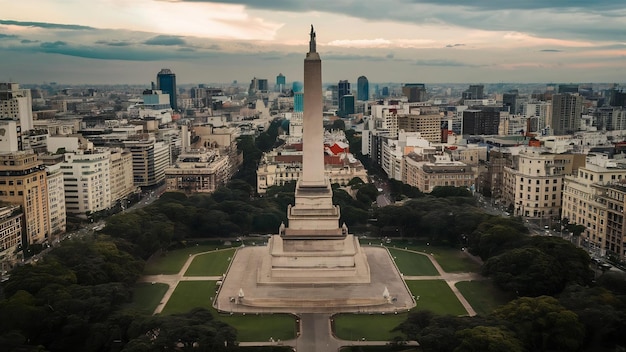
[0, 0, 625, 85]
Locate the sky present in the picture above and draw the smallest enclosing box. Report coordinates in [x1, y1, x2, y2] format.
[0, 0, 625, 85]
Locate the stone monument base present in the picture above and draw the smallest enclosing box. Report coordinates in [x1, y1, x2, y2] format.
[257, 235, 370, 285]
[214, 245, 416, 314]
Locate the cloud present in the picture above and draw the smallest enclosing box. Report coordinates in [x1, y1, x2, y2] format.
[540, 49, 563, 52]
[40, 41, 68, 49]
[143, 35, 186, 46]
[413, 59, 476, 67]
[324, 53, 390, 62]
[327, 38, 392, 48]
[445, 43, 465, 48]
[95, 40, 133, 47]
[20, 39, 39, 44]
[0, 19, 94, 30]
[0, 33, 18, 39]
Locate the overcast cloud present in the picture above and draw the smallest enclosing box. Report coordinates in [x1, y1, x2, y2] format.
[0, 0, 624, 84]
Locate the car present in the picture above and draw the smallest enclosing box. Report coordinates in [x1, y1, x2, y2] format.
[377, 188, 383, 192]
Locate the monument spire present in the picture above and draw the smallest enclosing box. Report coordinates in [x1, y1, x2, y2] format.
[309, 25, 316, 53]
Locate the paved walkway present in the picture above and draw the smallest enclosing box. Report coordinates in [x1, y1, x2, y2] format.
[137, 248, 232, 314]
[138, 246, 484, 349]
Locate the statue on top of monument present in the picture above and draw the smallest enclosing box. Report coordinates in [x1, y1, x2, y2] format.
[309, 25, 316, 53]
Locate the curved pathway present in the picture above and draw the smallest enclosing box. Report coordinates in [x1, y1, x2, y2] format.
[138, 246, 485, 349]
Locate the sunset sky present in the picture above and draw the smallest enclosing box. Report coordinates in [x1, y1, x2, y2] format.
[1, 0, 624, 85]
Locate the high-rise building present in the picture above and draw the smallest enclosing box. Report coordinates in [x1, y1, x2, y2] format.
[402, 83, 427, 102]
[294, 92, 304, 113]
[550, 93, 583, 135]
[156, 69, 177, 110]
[0, 151, 49, 245]
[124, 138, 170, 188]
[339, 94, 355, 117]
[45, 163, 66, 237]
[276, 73, 286, 92]
[357, 76, 369, 101]
[338, 80, 350, 103]
[462, 109, 500, 135]
[61, 150, 111, 215]
[292, 81, 303, 93]
[0, 82, 33, 131]
[558, 84, 579, 94]
[462, 84, 484, 101]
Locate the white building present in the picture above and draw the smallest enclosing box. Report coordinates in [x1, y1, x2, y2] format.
[61, 149, 111, 216]
[124, 138, 170, 188]
[0, 120, 20, 152]
[0, 82, 34, 131]
[46, 163, 66, 236]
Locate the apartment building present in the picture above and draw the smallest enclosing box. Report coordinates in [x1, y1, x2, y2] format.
[0, 151, 49, 244]
[61, 149, 111, 216]
[502, 147, 584, 219]
[561, 154, 626, 258]
[45, 163, 66, 236]
[124, 137, 170, 188]
[109, 148, 136, 201]
[165, 149, 231, 194]
[403, 153, 475, 193]
[0, 205, 22, 269]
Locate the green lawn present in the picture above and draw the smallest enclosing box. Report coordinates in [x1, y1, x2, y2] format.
[387, 248, 438, 276]
[455, 280, 514, 316]
[333, 313, 408, 341]
[185, 248, 236, 276]
[144, 244, 230, 275]
[340, 348, 419, 352]
[386, 242, 482, 273]
[161, 281, 296, 342]
[161, 281, 215, 314]
[219, 313, 296, 342]
[334, 280, 467, 340]
[407, 280, 467, 316]
[129, 282, 169, 314]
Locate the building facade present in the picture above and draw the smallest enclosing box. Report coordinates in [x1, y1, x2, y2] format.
[550, 93, 583, 135]
[0, 151, 49, 244]
[61, 150, 111, 216]
[503, 148, 582, 219]
[45, 163, 66, 236]
[156, 69, 177, 110]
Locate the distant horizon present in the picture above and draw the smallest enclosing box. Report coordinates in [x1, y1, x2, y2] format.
[1, 1, 624, 85]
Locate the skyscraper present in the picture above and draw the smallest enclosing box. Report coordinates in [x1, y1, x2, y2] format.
[402, 83, 427, 102]
[551, 93, 583, 135]
[357, 76, 369, 101]
[338, 80, 350, 104]
[156, 69, 177, 110]
[276, 73, 286, 92]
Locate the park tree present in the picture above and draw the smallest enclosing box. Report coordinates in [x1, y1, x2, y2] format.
[483, 247, 566, 296]
[559, 284, 626, 350]
[429, 186, 473, 198]
[455, 326, 524, 352]
[492, 296, 584, 352]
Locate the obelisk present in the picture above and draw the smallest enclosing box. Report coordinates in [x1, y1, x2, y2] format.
[301, 25, 325, 187]
[284, 25, 341, 236]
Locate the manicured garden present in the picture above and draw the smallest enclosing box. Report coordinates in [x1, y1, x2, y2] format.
[387, 248, 438, 276]
[144, 242, 230, 275]
[160, 281, 296, 341]
[334, 279, 468, 340]
[455, 280, 514, 316]
[385, 241, 482, 273]
[406, 280, 467, 316]
[333, 313, 408, 341]
[129, 282, 169, 314]
[185, 248, 236, 276]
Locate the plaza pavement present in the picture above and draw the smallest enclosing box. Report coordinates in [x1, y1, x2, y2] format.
[138, 245, 485, 350]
